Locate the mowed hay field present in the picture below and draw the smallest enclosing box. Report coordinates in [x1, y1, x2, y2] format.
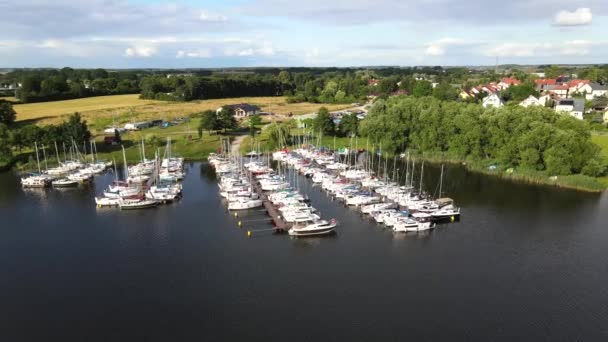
[13, 94, 351, 131]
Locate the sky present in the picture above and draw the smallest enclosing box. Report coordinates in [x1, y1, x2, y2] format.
[0, 0, 606, 68]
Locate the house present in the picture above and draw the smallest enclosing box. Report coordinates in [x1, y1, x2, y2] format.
[539, 94, 555, 107]
[555, 98, 585, 120]
[498, 77, 521, 89]
[217, 103, 261, 118]
[604, 110, 608, 123]
[459, 90, 471, 100]
[535, 79, 557, 91]
[567, 79, 590, 94]
[368, 79, 379, 87]
[519, 95, 542, 107]
[482, 93, 504, 108]
[546, 84, 569, 97]
[124, 121, 152, 131]
[391, 89, 408, 96]
[588, 83, 608, 100]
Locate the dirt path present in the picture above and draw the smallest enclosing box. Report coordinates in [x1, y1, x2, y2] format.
[231, 134, 247, 155]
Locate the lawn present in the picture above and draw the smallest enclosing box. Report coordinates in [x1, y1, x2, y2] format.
[13, 94, 352, 129]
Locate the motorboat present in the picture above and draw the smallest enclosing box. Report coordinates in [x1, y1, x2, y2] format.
[95, 197, 120, 208]
[360, 202, 398, 214]
[119, 198, 159, 210]
[288, 219, 338, 237]
[228, 197, 263, 210]
[51, 178, 79, 188]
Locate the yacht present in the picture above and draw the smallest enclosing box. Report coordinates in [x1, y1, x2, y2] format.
[51, 178, 79, 188]
[288, 219, 338, 237]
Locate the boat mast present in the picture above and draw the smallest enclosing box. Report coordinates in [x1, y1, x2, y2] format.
[439, 164, 444, 199]
[419, 160, 424, 195]
[41, 144, 48, 171]
[34, 141, 41, 173]
[122, 145, 128, 180]
[53, 141, 60, 166]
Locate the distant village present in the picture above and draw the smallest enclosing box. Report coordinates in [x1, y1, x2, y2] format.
[460, 76, 607, 121]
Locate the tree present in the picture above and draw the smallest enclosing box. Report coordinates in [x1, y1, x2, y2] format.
[0, 123, 13, 165]
[339, 113, 359, 137]
[432, 82, 458, 101]
[412, 80, 433, 97]
[218, 108, 237, 132]
[313, 107, 335, 135]
[199, 110, 219, 136]
[248, 114, 262, 137]
[0, 100, 16, 125]
[502, 83, 539, 103]
[63, 112, 91, 145]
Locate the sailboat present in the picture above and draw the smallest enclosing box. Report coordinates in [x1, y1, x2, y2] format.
[21, 142, 51, 188]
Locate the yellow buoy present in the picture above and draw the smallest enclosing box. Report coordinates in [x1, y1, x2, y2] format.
[234, 212, 238, 217]
[450, 216, 455, 222]
[247, 231, 252, 237]
[238, 221, 242, 227]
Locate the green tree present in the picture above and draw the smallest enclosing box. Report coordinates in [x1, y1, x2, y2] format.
[218, 108, 237, 132]
[0, 123, 13, 165]
[63, 112, 91, 145]
[199, 110, 218, 137]
[0, 100, 16, 125]
[412, 81, 433, 97]
[339, 113, 359, 137]
[248, 114, 262, 137]
[432, 82, 458, 101]
[313, 107, 335, 135]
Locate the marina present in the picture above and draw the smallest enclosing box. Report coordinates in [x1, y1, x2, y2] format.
[2, 159, 608, 341]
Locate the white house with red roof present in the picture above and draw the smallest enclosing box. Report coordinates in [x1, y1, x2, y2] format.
[498, 77, 521, 89]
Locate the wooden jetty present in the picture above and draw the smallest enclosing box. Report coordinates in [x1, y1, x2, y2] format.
[250, 175, 289, 233]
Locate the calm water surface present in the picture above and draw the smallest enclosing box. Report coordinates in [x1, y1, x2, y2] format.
[1, 162, 607, 341]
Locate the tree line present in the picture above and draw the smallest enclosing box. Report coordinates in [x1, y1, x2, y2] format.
[3, 68, 141, 103]
[0, 111, 91, 167]
[356, 97, 606, 177]
[139, 75, 287, 101]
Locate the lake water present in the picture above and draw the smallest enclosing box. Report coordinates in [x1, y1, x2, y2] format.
[1, 162, 607, 341]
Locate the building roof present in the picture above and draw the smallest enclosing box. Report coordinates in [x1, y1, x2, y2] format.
[557, 98, 585, 112]
[590, 83, 608, 91]
[500, 77, 521, 85]
[224, 103, 261, 112]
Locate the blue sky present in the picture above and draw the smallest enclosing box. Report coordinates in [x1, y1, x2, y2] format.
[0, 0, 606, 68]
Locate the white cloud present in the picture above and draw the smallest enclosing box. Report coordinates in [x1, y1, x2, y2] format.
[176, 48, 212, 58]
[125, 45, 157, 57]
[482, 40, 601, 57]
[200, 11, 228, 22]
[424, 37, 470, 56]
[425, 44, 445, 56]
[553, 8, 592, 26]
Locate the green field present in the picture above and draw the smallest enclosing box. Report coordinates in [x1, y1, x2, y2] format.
[591, 133, 608, 187]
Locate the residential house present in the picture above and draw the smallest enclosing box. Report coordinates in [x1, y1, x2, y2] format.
[391, 89, 408, 96]
[368, 79, 379, 87]
[538, 94, 555, 107]
[555, 98, 585, 120]
[588, 83, 608, 100]
[459, 90, 471, 100]
[567, 79, 590, 94]
[498, 77, 521, 89]
[482, 93, 504, 108]
[546, 84, 569, 97]
[535, 79, 557, 92]
[519, 95, 542, 107]
[217, 104, 261, 118]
